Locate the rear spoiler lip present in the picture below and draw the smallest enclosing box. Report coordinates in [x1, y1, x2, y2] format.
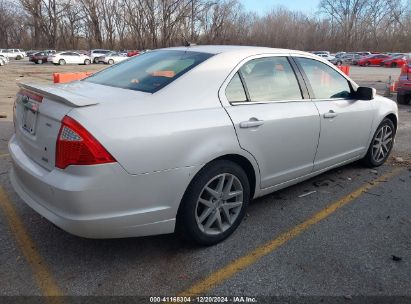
[18, 82, 98, 107]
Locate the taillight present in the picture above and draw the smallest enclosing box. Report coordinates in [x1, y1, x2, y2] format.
[56, 116, 116, 169]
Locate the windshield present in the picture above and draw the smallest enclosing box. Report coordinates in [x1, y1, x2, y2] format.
[84, 50, 214, 93]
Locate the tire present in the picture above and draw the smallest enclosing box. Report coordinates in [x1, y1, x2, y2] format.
[177, 160, 250, 245]
[363, 118, 396, 167]
[59, 59, 66, 65]
[337, 61, 342, 66]
[84, 59, 90, 65]
[397, 94, 410, 105]
[37, 59, 43, 64]
[391, 63, 397, 68]
[93, 58, 98, 64]
[16, 55, 22, 60]
[365, 61, 371, 67]
[108, 59, 114, 65]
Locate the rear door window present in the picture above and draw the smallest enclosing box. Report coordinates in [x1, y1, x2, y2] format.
[237, 56, 303, 102]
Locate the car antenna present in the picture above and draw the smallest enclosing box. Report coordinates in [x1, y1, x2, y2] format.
[182, 35, 197, 49]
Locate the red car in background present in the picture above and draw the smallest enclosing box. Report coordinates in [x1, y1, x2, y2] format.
[397, 60, 411, 105]
[358, 54, 391, 66]
[383, 54, 411, 68]
[127, 50, 140, 57]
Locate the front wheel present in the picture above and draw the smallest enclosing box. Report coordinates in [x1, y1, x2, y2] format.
[177, 160, 250, 245]
[365, 61, 371, 67]
[59, 59, 66, 65]
[108, 59, 114, 65]
[363, 118, 396, 167]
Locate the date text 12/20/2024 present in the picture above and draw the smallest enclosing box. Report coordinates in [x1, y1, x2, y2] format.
[149, 296, 258, 303]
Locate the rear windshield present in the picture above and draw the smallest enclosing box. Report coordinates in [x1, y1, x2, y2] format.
[84, 50, 214, 93]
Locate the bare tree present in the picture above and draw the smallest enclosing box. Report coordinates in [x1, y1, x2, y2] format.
[1, 0, 410, 52]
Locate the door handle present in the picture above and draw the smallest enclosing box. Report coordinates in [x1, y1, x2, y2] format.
[323, 110, 338, 119]
[239, 118, 264, 128]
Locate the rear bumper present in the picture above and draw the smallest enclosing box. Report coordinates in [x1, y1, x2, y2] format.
[9, 135, 193, 238]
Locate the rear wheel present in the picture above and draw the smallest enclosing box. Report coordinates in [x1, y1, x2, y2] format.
[391, 62, 397, 68]
[365, 61, 371, 67]
[16, 55, 22, 60]
[363, 118, 395, 167]
[93, 58, 98, 64]
[397, 94, 410, 105]
[37, 59, 43, 64]
[177, 160, 250, 245]
[84, 59, 90, 65]
[59, 59, 66, 65]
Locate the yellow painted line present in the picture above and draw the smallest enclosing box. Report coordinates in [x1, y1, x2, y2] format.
[0, 153, 10, 158]
[179, 168, 402, 296]
[0, 186, 64, 303]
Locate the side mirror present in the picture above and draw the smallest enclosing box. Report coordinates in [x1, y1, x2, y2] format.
[354, 87, 376, 100]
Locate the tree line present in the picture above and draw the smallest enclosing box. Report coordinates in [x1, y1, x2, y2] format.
[0, 0, 410, 52]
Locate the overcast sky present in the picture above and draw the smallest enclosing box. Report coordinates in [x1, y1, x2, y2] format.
[240, 0, 321, 14]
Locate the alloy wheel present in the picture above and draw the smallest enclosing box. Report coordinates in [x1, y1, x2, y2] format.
[371, 124, 394, 163]
[195, 173, 243, 236]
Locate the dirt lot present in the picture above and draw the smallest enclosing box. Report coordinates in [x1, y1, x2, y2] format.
[0, 59, 410, 302]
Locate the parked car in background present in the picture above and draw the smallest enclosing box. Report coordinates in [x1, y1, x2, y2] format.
[383, 54, 411, 68]
[332, 52, 346, 58]
[26, 50, 39, 57]
[316, 53, 335, 61]
[30, 51, 52, 64]
[101, 52, 129, 64]
[127, 50, 140, 57]
[48, 51, 91, 65]
[88, 49, 111, 63]
[358, 54, 391, 66]
[0, 49, 26, 60]
[0, 54, 9, 65]
[357, 52, 371, 56]
[331, 53, 363, 65]
[9, 46, 398, 245]
[397, 60, 411, 105]
[43, 49, 56, 55]
[312, 51, 330, 56]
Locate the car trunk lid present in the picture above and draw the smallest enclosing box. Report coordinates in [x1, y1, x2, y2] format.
[15, 81, 148, 171]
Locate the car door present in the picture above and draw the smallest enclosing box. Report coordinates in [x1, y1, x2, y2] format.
[293, 56, 376, 171]
[71, 53, 82, 64]
[221, 55, 321, 189]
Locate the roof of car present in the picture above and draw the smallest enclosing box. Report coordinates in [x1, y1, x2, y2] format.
[160, 45, 308, 56]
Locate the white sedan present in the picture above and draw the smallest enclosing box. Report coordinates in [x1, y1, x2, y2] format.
[47, 51, 91, 65]
[0, 54, 9, 65]
[9, 46, 398, 245]
[101, 52, 129, 64]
